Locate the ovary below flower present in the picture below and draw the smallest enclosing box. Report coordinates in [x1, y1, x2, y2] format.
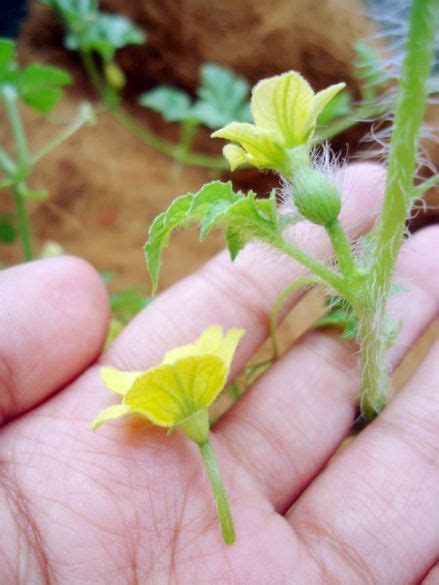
[212, 71, 345, 175]
[92, 325, 244, 444]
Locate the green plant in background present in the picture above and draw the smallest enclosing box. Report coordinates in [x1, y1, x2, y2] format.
[139, 63, 251, 170]
[40, 0, 231, 170]
[101, 272, 151, 347]
[40, 0, 145, 103]
[143, 0, 438, 421]
[42, 0, 399, 172]
[0, 38, 94, 260]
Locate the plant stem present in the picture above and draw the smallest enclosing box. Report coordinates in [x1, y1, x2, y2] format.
[325, 219, 358, 281]
[79, 51, 229, 170]
[2, 87, 34, 260]
[198, 440, 235, 544]
[0, 148, 16, 175]
[112, 106, 229, 170]
[13, 183, 33, 260]
[80, 51, 108, 100]
[360, 0, 438, 420]
[31, 112, 90, 165]
[172, 118, 199, 176]
[412, 174, 439, 199]
[2, 87, 29, 170]
[275, 238, 351, 301]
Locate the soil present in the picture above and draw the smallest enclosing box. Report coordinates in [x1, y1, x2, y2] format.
[0, 96, 231, 293]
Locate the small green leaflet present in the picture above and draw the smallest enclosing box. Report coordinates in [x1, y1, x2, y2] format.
[0, 39, 15, 74]
[139, 63, 251, 129]
[145, 181, 280, 294]
[139, 87, 193, 122]
[20, 64, 71, 113]
[191, 63, 252, 129]
[0, 38, 72, 113]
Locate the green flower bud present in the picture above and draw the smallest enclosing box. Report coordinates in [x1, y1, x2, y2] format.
[293, 167, 341, 226]
[104, 61, 126, 90]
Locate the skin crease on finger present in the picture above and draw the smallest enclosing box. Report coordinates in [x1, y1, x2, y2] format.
[0, 201, 437, 579]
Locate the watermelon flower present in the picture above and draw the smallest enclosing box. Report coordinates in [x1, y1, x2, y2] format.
[93, 325, 245, 544]
[212, 71, 345, 175]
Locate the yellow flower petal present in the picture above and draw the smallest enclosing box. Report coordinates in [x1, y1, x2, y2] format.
[92, 404, 133, 430]
[101, 367, 141, 395]
[124, 355, 227, 426]
[251, 71, 314, 148]
[222, 144, 249, 171]
[197, 326, 244, 367]
[212, 122, 290, 173]
[310, 82, 346, 124]
[163, 325, 244, 371]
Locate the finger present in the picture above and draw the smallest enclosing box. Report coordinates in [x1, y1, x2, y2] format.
[215, 226, 439, 510]
[287, 339, 439, 585]
[0, 256, 109, 424]
[104, 162, 386, 374]
[422, 564, 439, 584]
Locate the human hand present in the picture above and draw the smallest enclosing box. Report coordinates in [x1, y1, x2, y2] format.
[0, 163, 438, 584]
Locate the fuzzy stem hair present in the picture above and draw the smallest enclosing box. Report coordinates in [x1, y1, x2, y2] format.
[360, 0, 438, 420]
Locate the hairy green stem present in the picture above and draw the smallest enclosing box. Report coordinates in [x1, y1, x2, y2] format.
[412, 174, 439, 199]
[13, 183, 33, 260]
[325, 219, 358, 281]
[276, 238, 351, 301]
[360, 0, 438, 420]
[198, 440, 235, 544]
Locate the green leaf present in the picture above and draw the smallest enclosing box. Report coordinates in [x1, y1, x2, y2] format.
[43, 0, 145, 59]
[21, 64, 71, 89]
[0, 214, 16, 243]
[22, 87, 64, 113]
[139, 86, 193, 122]
[315, 309, 358, 340]
[0, 39, 16, 75]
[145, 181, 280, 294]
[317, 90, 353, 126]
[19, 64, 71, 113]
[67, 13, 145, 60]
[110, 287, 150, 323]
[191, 62, 252, 129]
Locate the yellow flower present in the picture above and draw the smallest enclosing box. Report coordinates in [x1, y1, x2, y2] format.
[92, 325, 245, 444]
[212, 71, 345, 174]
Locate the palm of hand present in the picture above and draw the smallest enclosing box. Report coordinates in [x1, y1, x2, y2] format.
[1, 165, 438, 584]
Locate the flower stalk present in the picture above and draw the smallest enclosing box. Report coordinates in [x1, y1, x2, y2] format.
[199, 440, 235, 544]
